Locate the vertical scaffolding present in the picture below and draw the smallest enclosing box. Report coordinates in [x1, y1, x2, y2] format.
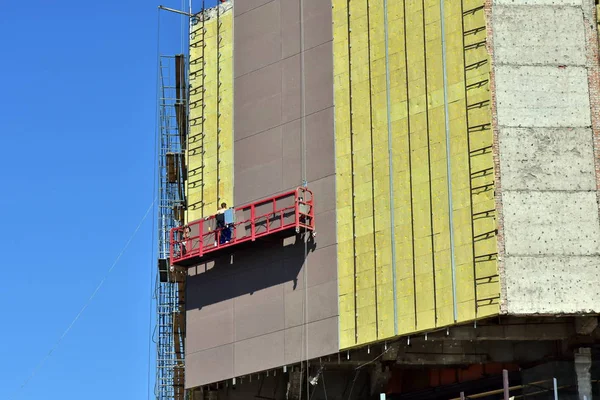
[156, 54, 187, 400]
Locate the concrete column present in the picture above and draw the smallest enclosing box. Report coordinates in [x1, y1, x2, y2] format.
[369, 363, 391, 396]
[191, 389, 205, 400]
[206, 391, 218, 400]
[574, 347, 592, 400]
[286, 369, 303, 400]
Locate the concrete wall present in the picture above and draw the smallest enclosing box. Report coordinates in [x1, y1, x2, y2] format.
[492, 0, 600, 314]
[185, 0, 338, 388]
[333, 0, 500, 349]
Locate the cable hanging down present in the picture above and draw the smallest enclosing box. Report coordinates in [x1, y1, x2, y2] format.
[9, 199, 156, 400]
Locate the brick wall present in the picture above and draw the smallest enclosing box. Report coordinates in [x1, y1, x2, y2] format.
[583, 0, 600, 215]
[484, 0, 507, 314]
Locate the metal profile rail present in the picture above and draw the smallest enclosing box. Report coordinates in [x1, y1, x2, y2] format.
[170, 187, 315, 266]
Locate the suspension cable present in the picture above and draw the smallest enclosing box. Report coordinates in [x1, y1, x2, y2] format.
[9, 200, 156, 400]
[147, 10, 162, 400]
[298, 0, 310, 397]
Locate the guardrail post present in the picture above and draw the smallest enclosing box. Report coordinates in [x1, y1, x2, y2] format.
[502, 369, 509, 400]
[198, 220, 203, 257]
[295, 189, 300, 232]
[251, 204, 256, 241]
[170, 228, 174, 261]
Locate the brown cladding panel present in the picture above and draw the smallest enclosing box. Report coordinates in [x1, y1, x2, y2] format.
[234, 331, 285, 377]
[281, 119, 303, 188]
[309, 210, 336, 248]
[280, 0, 301, 58]
[234, 63, 283, 140]
[185, 344, 234, 389]
[234, 159, 284, 205]
[283, 325, 304, 363]
[234, 285, 285, 341]
[308, 175, 336, 215]
[305, 280, 338, 322]
[283, 317, 338, 364]
[234, 126, 283, 172]
[281, 54, 302, 123]
[305, 317, 338, 359]
[305, 107, 335, 182]
[234, 1, 281, 78]
[186, 302, 233, 354]
[233, 0, 275, 17]
[305, 43, 335, 116]
[302, 0, 334, 50]
[301, 244, 338, 288]
[186, 0, 337, 388]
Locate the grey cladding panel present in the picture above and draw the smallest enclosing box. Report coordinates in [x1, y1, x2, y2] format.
[504, 256, 600, 314]
[493, 5, 586, 66]
[503, 191, 600, 256]
[498, 127, 596, 191]
[495, 66, 591, 128]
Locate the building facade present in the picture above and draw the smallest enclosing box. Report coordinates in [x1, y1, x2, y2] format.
[171, 0, 600, 398]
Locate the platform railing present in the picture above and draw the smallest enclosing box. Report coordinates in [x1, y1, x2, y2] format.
[170, 187, 315, 265]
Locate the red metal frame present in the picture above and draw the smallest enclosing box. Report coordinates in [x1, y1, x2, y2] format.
[170, 187, 315, 266]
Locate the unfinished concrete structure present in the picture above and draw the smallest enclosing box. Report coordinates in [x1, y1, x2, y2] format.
[155, 0, 600, 399]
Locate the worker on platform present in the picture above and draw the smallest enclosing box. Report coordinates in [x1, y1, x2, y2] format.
[179, 224, 190, 256]
[178, 225, 190, 256]
[215, 202, 232, 244]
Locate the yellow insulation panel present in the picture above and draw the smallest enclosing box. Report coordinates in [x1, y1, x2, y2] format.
[187, 9, 234, 222]
[334, 0, 499, 349]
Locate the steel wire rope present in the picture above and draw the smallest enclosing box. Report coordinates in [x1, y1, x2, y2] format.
[151, 13, 163, 391]
[9, 200, 156, 400]
[148, 9, 162, 400]
[321, 361, 328, 400]
[298, 0, 310, 397]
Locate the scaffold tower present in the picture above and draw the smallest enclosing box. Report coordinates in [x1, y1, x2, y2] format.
[156, 54, 187, 400]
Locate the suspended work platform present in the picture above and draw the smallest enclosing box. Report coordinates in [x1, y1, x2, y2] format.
[170, 187, 315, 266]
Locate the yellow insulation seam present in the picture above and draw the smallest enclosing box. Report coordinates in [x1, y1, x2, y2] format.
[366, 0, 380, 340]
[401, 0, 418, 331]
[440, 0, 459, 322]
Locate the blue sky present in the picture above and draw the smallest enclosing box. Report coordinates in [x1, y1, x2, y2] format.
[0, 1, 219, 398]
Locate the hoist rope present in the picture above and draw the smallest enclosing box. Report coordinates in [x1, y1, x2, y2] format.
[148, 10, 162, 400]
[298, 0, 310, 398]
[9, 200, 156, 400]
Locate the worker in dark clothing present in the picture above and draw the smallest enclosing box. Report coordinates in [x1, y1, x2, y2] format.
[215, 202, 232, 244]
